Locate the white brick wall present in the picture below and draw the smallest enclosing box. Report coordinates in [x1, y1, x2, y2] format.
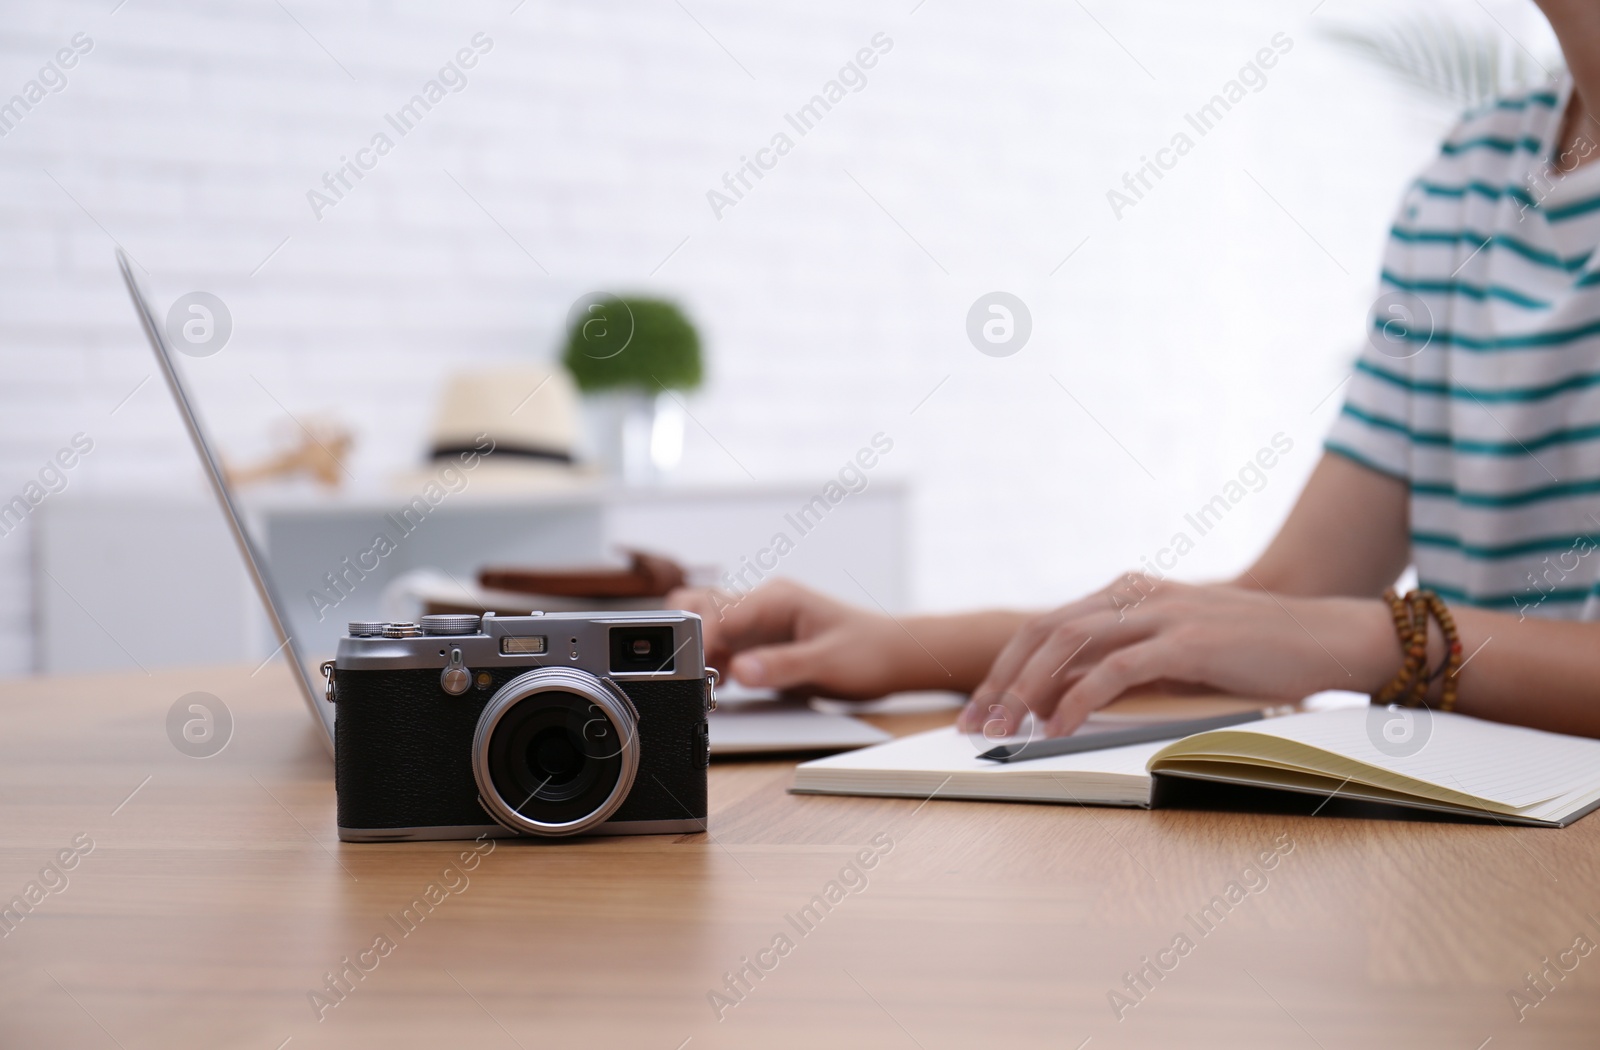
[0, 0, 1557, 673]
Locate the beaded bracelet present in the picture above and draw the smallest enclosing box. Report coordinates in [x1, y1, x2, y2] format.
[1425, 591, 1464, 713]
[1375, 589, 1422, 706]
[1373, 588, 1463, 712]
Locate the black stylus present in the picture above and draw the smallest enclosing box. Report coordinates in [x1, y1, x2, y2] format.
[976, 708, 1280, 763]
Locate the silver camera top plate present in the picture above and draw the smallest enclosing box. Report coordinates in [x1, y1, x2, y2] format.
[333, 610, 706, 679]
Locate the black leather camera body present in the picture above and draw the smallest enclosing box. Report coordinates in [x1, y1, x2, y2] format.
[328, 611, 713, 842]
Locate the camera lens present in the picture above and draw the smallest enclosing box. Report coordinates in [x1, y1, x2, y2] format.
[488, 692, 618, 816]
[472, 669, 639, 836]
[533, 728, 580, 779]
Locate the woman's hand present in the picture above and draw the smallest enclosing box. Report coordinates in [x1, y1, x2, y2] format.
[667, 579, 923, 699]
[957, 576, 1400, 737]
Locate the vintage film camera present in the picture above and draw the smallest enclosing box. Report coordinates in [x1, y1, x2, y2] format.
[327, 611, 714, 842]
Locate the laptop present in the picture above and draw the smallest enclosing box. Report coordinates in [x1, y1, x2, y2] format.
[115, 250, 890, 758]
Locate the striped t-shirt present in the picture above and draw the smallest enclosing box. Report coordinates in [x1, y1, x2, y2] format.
[1325, 75, 1600, 621]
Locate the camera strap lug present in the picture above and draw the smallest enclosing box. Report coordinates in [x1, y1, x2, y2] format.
[320, 660, 336, 704]
[704, 667, 719, 713]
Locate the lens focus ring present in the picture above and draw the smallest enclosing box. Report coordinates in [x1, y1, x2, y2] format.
[471, 668, 640, 837]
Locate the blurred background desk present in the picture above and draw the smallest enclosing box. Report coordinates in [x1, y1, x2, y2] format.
[33, 480, 907, 674]
[2, 663, 1598, 1049]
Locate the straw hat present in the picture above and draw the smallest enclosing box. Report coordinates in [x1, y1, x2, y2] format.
[403, 366, 597, 490]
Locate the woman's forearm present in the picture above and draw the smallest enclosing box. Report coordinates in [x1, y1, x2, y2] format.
[899, 610, 1035, 693]
[1235, 453, 1411, 598]
[1438, 607, 1600, 738]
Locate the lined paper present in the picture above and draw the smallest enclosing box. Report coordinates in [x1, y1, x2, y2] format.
[1153, 708, 1600, 811]
[796, 708, 1600, 825]
[793, 727, 1161, 806]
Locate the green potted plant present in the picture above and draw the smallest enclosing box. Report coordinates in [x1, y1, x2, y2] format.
[561, 295, 703, 483]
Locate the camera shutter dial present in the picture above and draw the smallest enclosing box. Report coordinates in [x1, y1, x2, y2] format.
[440, 648, 472, 696]
[422, 614, 481, 636]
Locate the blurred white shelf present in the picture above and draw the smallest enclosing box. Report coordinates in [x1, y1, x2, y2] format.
[33, 479, 909, 674]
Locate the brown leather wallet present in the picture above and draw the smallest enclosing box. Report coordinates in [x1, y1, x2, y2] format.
[478, 549, 687, 599]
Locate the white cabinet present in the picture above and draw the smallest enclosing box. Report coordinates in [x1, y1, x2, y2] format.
[34, 481, 909, 673]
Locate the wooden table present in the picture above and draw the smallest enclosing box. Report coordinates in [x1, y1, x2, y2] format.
[2, 664, 1597, 1049]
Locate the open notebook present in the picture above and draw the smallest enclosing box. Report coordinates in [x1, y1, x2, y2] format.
[792, 707, 1600, 827]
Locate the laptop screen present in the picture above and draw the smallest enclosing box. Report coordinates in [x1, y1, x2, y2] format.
[116, 249, 336, 753]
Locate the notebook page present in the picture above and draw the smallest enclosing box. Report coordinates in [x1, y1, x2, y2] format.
[1152, 708, 1600, 810]
[801, 725, 1163, 778]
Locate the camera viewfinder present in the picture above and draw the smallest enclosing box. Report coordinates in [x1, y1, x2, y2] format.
[610, 625, 674, 673]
